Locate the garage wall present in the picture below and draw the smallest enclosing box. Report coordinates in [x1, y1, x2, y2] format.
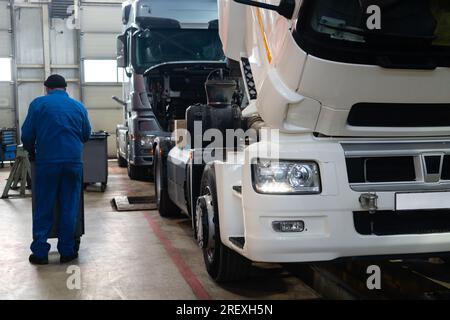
[1, 0, 123, 157]
[80, 2, 123, 156]
[0, 0, 14, 128]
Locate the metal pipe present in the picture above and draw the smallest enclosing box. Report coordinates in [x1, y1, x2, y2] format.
[41, 4, 51, 78]
[9, 0, 19, 137]
[75, 1, 84, 102]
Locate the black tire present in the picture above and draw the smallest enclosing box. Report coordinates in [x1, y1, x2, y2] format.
[199, 166, 251, 282]
[116, 137, 128, 168]
[188, 165, 198, 239]
[101, 183, 107, 192]
[127, 162, 146, 180]
[117, 154, 127, 168]
[154, 144, 180, 217]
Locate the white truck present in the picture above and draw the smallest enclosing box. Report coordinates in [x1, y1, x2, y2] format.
[154, 0, 450, 282]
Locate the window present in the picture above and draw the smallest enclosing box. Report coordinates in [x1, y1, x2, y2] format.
[0, 58, 12, 82]
[135, 28, 225, 70]
[294, 0, 450, 68]
[83, 59, 123, 83]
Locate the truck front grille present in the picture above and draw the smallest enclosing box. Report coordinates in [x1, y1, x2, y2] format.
[354, 210, 450, 236]
[348, 103, 450, 127]
[346, 156, 416, 183]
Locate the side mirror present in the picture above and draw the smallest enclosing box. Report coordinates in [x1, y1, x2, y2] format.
[117, 34, 128, 68]
[112, 96, 127, 107]
[122, 3, 132, 25]
[233, 0, 295, 19]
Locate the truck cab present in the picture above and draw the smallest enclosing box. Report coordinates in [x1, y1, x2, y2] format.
[115, 0, 225, 179]
[155, 0, 450, 282]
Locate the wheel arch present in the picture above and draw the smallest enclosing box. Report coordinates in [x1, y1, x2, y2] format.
[202, 161, 246, 252]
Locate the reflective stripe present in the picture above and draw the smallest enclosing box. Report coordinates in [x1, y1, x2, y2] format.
[256, 8, 272, 63]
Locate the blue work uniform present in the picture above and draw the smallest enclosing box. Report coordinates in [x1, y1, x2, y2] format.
[21, 90, 91, 259]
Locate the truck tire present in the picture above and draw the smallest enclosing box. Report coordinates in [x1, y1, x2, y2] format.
[154, 144, 180, 217]
[127, 162, 146, 180]
[198, 166, 251, 282]
[117, 154, 127, 168]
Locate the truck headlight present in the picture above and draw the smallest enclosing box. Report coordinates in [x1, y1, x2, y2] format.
[252, 159, 321, 194]
[140, 135, 155, 148]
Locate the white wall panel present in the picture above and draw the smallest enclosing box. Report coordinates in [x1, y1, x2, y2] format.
[0, 83, 12, 105]
[0, 109, 15, 128]
[81, 33, 116, 58]
[87, 109, 122, 156]
[15, 7, 43, 65]
[17, 83, 44, 129]
[83, 85, 122, 157]
[0, 32, 11, 56]
[66, 84, 81, 102]
[50, 19, 78, 65]
[0, 1, 11, 30]
[0, 83, 13, 128]
[80, 6, 122, 33]
[82, 85, 121, 109]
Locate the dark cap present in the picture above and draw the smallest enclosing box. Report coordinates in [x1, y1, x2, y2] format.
[44, 74, 67, 89]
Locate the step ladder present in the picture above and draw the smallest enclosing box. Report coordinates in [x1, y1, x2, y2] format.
[1, 146, 31, 199]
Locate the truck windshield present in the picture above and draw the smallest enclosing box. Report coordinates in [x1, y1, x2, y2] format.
[135, 29, 225, 70]
[295, 0, 450, 67]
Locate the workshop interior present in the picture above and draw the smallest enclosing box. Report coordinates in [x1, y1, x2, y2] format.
[1, 0, 450, 308]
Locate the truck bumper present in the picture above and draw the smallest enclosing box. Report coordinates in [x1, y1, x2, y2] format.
[242, 210, 450, 263]
[217, 136, 450, 263]
[131, 155, 154, 166]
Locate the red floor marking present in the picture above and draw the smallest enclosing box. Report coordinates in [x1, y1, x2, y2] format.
[142, 212, 212, 300]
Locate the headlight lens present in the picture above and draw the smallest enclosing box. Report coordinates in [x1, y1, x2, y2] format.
[140, 135, 155, 148]
[252, 159, 321, 194]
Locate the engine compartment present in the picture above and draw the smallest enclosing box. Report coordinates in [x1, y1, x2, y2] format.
[144, 62, 227, 131]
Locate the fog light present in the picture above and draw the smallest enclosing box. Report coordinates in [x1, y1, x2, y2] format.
[272, 220, 305, 233]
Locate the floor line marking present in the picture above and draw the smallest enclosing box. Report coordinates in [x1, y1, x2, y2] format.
[142, 211, 212, 300]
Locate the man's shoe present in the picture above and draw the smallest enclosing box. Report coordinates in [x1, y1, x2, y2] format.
[29, 254, 49, 265]
[60, 253, 78, 264]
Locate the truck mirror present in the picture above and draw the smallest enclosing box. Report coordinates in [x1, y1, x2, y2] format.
[117, 34, 128, 68]
[112, 96, 127, 107]
[122, 3, 132, 25]
[233, 0, 295, 19]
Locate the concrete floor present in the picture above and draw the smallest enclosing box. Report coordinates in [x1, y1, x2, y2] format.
[0, 162, 318, 300]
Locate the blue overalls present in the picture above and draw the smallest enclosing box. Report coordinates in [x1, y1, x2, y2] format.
[21, 90, 91, 259]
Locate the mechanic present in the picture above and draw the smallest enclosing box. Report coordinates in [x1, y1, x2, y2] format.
[22, 74, 91, 265]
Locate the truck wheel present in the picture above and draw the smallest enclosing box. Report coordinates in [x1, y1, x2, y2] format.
[154, 145, 180, 217]
[117, 154, 127, 168]
[128, 162, 148, 180]
[196, 166, 251, 282]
